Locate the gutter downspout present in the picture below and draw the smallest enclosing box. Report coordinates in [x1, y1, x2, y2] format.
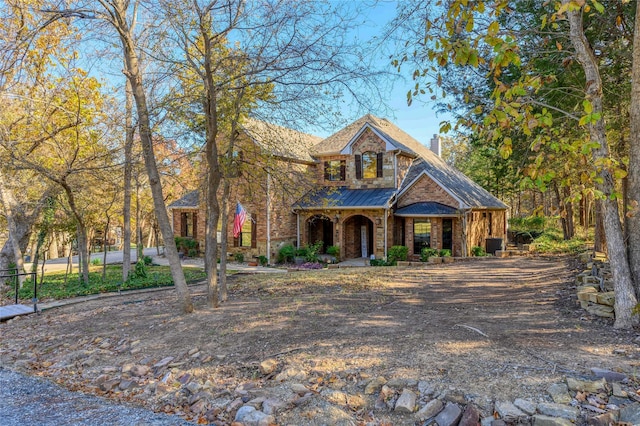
[266, 173, 271, 265]
[296, 211, 300, 249]
[461, 208, 472, 257]
[384, 206, 389, 259]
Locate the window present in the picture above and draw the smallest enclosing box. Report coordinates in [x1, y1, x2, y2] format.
[362, 151, 377, 178]
[355, 152, 384, 179]
[234, 214, 256, 248]
[180, 212, 197, 238]
[413, 219, 431, 254]
[324, 160, 345, 181]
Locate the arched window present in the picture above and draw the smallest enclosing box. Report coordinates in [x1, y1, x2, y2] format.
[362, 151, 377, 178]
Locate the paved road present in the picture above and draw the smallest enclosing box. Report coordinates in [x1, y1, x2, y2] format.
[25, 247, 162, 274]
[0, 368, 196, 426]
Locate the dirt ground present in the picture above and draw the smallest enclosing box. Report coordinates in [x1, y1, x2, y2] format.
[1, 256, 639, 424]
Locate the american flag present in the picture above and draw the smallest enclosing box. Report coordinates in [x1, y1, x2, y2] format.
[233, 202, 247, 238]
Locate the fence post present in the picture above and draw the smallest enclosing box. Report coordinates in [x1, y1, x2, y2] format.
[32, 272, 38, 313]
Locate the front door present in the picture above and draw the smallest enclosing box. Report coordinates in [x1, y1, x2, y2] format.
[361, 225, 368, 257]
[442, 218, 453, 252]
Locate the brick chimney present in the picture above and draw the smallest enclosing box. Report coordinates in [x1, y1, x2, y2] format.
[430, 134, 441, 157]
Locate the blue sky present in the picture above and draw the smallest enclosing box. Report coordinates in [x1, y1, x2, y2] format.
[333, 0, 452, 145]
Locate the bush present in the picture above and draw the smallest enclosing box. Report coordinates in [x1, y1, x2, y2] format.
[387, 245, 408, 265]
[370, 258, 390, 267]
[439, 249, 451, 257]
[471, 246, 486, 256]
[234, 252, 244, 263]
[188, 248, 198, 257]
[257, 255, 268, 266]
[326, 245, 340, 257]
[277, 244, 296, 263]
[304, 240, 324, 262]
[133, 259, 147, 278]
[143, 255, 153, 265]
[420, 247, 438, 262]
[90, 258, 101, 266]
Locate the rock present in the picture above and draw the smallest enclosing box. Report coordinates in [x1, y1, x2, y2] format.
[130, 364, 150, 377]
[190, 399, 207, 414]
[118, 379, 137, 391]
[234, 405, 274, 426]
[121, 363, 134, 374]
[262, 397, 286, 415]
[537, 403, 578, 421]
[99, 379, 120, 392]
[490, 420, 507, 426]
[364, 376, 386, 395]
[415, 399, 444, 421]
[188, 347, 199, 356]
[514, 398, 537, 416]
[418, 380, 435, 396]
[586, 304, 615, 318]
[153, 356, 174, 369]
[345, 393, 365, 410]
[386, 378, 417, 388]
[590, 367, 627, 382]
[186, 382, 200, 394]
[259, 358, 278, 375]
[322, 389, 348, 406]
[274, 367, 307, 382]
[533, 415, 574, 426]
[611, 382, 627, 397]
[458, 404, 481, 426]
[443, 390, 466, 404]
[596, 292, 615, 306]
[290, 383, 308, 395]
[394, 388, 416, 414]
[566, 377, 607, 393]
[547, 383, 572, 404]
[620, 403, 640, 425]
[494, 400, 526, 421]
[434, 402, 462, 426]
[588, 411, 619, 426]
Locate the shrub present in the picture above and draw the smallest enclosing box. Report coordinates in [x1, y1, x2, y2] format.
[188, 248, 198, 257]
[420, 247, 438, 262]
[257, 255, 268, 266]
[439, 249, 451, 257]
[90, 258, 101, 266]
[471, 246, 486, 256]
[370, 258, 390, 267]
[387, 245, 408, 265]
[134, 259, 147, 278]
[277, 244, 296, 263]
[326, 245, 340, 257]
[234, 252, 244, 263]
[143, 255, 153, 265]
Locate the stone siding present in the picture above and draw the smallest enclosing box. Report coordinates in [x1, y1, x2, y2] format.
[397, 174, 458, 208]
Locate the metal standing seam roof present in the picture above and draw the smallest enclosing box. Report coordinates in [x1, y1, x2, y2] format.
[394, 202, 459, 217]
[296, 187, 397, 209]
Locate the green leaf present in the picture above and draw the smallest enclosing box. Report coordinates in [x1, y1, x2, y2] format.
[591, 0, 605, 13]
[582, 99, 593, 114]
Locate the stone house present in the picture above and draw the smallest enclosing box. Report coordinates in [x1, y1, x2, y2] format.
[168, 114, 507, 262]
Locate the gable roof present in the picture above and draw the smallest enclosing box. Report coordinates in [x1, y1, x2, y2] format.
[242, 118, 321, 163]
[168, 190, 199, 209]
[398, 158, 507, 209]
[296, 187, 396, 209]
[314, 114, 507, 210]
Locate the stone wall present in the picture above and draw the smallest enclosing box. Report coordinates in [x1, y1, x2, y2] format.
[397, 174, 458, 208]
[575, 253, 615, 319]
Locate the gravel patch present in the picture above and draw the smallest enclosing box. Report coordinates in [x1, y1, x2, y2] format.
[0, 367, 196, 426]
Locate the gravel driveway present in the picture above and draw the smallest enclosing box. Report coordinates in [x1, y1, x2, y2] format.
[0, 367, 195, 425]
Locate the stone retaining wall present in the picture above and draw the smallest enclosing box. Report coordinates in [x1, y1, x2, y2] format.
[575, 252, 615, 319]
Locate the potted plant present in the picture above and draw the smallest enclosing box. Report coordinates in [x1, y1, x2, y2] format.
[439, 249, 454, 263]
[326, 245, 340, 262]
[294, 247, 308, 265]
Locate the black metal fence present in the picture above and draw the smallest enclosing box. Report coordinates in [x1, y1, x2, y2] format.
[0, 269, 38, 313]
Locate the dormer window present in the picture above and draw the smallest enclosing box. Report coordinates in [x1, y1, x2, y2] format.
[355, 152, 383, 179]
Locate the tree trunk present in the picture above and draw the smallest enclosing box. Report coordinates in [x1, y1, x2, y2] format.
[566, 2, 638, 329]
[102, 218, 109, 282]
[0, 173, 26, 286]
[102, 0, 193, 312]
[553, 182, 569, 240]
[219, 180, 231, 302]
[594, 199, 605, 253]
[563, 185, 574, 239]
[627, 2, 640, 298]
[122, 77, 134, 282]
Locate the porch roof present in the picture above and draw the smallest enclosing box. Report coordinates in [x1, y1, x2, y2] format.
[394, 202, 458, 217]
[296, 187, 396, 209]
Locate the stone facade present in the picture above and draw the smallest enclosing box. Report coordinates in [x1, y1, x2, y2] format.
[397, 174, 458, 208]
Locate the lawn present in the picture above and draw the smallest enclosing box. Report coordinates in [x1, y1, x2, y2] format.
[9, 264, 207, 301]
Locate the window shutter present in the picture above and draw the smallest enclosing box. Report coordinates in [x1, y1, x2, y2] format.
[376, 152, 383, 177]
[180, 212, 187, 237]
[251, 215, 257, 248]
[192, 212, 198, 239]
[324, 161, 330, 180]
[339, 161, 346, 181]
[355, 154, 362, 179]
